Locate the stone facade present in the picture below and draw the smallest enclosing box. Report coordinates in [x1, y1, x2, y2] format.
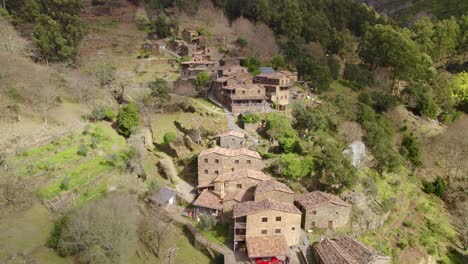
[295, 191, 352, 229]
[181, 28, 198, 43]
[254, 73, 293, 108]
[245, 209, 301, 247]
[219, 135, 245, 148]
[197, 147, 263, 187]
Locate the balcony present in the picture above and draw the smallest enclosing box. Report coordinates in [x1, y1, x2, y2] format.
[235, 222, 246, 229]
[235, 234, 246, 241]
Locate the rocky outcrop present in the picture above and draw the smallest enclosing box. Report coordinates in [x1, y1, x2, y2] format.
[342, 140, 367, 169]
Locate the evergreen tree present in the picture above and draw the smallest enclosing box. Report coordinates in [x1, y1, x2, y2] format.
[116, 103, 140, 137]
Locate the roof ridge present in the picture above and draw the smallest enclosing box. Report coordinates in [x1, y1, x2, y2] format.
[328, 239, 358, 264]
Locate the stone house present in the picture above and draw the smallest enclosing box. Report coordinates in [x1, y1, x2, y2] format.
[254, 72, 293, 110]
[232, 198, 302, 254]
[197, 147, 263, 188]
[295, 191, 352, 229]
[313, 235, 391, 264]
[141, 42, 160, 56]
[278, 70, 298, 83]
[179, 43, 198, 57]
[219, 57, 243, 66]
[254, 179, 295, 203]
[193, 189, 223, 217]
[180, 55, 219, 80]
[193, 169, 272, 217]
[181, 28, 199, 43]
[149, 186, 177, 207]
[216, 130, 246, 149]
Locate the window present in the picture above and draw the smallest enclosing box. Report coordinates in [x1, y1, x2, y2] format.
[275, 229, 281, 234]
[236, 184, 242, 188]
[258, 90, 261, 93]
[247, 160, 251, 164]
[261, 217, 268, 222]
[232, 138, 235, 141]
[261, 230, 267, 235]
[291, 227, 296, 231]
[311, 222, 315, 227]
[276, 217, 282, 222]
[215, 170, 219, 175]
[235, 160, 239, 164]
[204, 158, 208, 163]
[215, 159, 219, 164]
[312, 210, 317, 215]
[328, 221, 333, 229]
[204, 170, 208, 174]
[242, 91, 246, 94]
[231, 168, 235, 171]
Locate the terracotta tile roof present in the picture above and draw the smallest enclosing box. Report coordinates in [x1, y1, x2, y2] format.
[224, 189, 254, 202]
[279, 70, 296, 76]
[193, 189, 223, 210]
[314, 235, 390, 264]
[295, 191, 350, 209]
[213, 169, 271, 183]
[256, 72, 287, 80]
[246, 235, 289, 258]
[215, 130, 245, 139]
[199, 146, 262, 159]
[230, 94, 268, 100]
[255, 180, 294, 195]
[233, 198, 301, 218]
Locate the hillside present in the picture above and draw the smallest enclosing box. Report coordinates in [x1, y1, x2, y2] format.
[0, 0, 467, 264]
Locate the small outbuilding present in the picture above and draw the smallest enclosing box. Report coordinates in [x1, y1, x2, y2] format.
[149, 186, 177, 207]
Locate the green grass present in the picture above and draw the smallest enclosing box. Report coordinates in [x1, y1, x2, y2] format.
[199, 223, 229, 246]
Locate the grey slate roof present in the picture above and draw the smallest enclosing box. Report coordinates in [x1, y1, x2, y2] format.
[150, 186, 176, 204]
[259, 67, 276, 74]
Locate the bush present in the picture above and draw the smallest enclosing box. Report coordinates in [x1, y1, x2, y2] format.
[163, 132, 176, 144]
[403, 220, 414, 228]
[77, 144, 88, 157]
[381, 197, 396, 212]
[135, 8, 150, 30]
[401, 135, 422, 167]
[240, 113, 260, 124]
[90, 137, 100, 149]
[47, 216, 68, 249]
[116, 103, 140, 138]
[235, 37, 248, 49]
[60, 176, 71, 190]
[343, 64, 374, 87]
[277, 153, 313, 179]
[423, 177, 447, 197]
[199, 215, 217, 231]
[91, 107, 115, 122]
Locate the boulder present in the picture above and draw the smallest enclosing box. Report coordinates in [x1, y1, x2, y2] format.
[343, 140, 367, 168]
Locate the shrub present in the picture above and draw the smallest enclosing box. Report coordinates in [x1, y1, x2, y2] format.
[240, 113, 260, 124]
[423, 177, 447, 197]
[343, 64, 374, 87]
[47, 216, 68, 249]
[116, 103, 140, 138]
[234, 37, 248, 49]
[90, 137, 100, 149]
[135, 8, 150, 30]
[401, 135, 422, 167]
[381, 197, 397, 212]
[60, 176, 71, 190]
[397, 238, 409, 249]
[403, 220, 414, 228]
[199, 215, 217, 231]
[77, 144, 88, 157]
[163, 132, 176, 144]
[91, 107, 115, 122]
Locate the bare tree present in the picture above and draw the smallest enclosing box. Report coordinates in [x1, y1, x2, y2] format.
[0, 170, 33, 209]
[57, 193, 138, 263]
[139, 205, 171, 258]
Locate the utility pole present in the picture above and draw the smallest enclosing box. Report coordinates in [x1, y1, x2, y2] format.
[2, 0, 6, 10]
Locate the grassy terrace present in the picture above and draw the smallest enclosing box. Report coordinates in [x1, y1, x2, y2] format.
[10, 123, 127, 203]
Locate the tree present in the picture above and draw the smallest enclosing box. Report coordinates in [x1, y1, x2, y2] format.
[412, 17, 436, 56]
[135, 8, 150, 30]
[276, 153, 313, 179]
[297, 56, 332, 92]
[241, 57, 262, 75]
[195, 71, 211, 97]
[234, 37, 248, 49]
[87, 61, 116, 87]
[265, 113, 295, 139]
[33, 15, 71, 63]
[154, 15, 171, 38]
[269, 54, 287, 70]
[31, 0, 85, 62]
[148, 78, 171, 112]
[199, 215, 217, 231]
[359, 24, 431, 83]
[432, 17, 460, 60]
[116, 103, 140, 137]
[140, 206, 171, 258]
[0, 172, 33, 209]
[401, 135, 422, 168]
[57, 194, 138, 263]
[451, 72, 468, 112]
[292, 103, 329, 133]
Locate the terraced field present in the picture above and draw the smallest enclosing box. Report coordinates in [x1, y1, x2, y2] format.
[9, 122, 128, 208]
